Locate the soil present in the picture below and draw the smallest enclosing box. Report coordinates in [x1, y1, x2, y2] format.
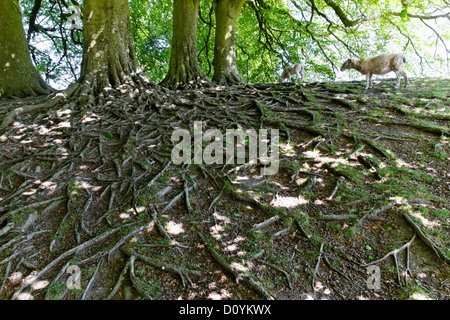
[0, 77, 448, 301]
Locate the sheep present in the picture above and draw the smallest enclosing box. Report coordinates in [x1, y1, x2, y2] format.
[279, 63, 304, 83]
[340, 54, 408, 90]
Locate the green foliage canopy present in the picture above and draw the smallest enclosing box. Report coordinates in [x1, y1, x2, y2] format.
[20, 0, 450, 89]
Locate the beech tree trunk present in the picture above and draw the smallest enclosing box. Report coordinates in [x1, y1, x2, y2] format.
[160, 0, 210, 89]
[212, 0, 246, 85]
[0, 0, 52, 98]
[78, 0, 149, 96]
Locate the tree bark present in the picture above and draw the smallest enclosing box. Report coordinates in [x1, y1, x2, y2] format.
[78, 0, 150, 96]
[0, 0, 52, 98]
[212, 0, 246, 85]
[160, 0, 211, 89]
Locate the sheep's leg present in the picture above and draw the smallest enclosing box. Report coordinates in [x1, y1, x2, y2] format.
[365, 75, 371, 90]
[394, 71, 401, 88]
[400, 70, 408, 87]
[394, 73, 400, 88]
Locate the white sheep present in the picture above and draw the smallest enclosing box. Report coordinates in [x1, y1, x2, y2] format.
[340, 54, 409, 90]
[279, 63, 304, 83]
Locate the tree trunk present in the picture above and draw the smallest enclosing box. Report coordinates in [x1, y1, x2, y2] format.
[160, 0, 211, 89]
[0, 0, 52, 98]
[78, 0, 150, 96]
[212, 0, 246, 85]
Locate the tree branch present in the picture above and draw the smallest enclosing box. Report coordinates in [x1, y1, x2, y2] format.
[27, 0, 43, 41]
[322, 0, 449, 28]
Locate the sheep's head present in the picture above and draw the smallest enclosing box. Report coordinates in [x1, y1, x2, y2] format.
[340, 59, 353, 71]
[279, 71, 289, 83]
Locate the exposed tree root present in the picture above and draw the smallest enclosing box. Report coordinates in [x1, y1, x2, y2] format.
[402, 213, 450, 263]
[252, 215, 280, 231]
[312, 242, 325, 298]
[257, 258, 293, 290]
[327, 176, 345, 200]
[362, 235, 416, 286]
[81, 258, 103, 300]
[359, 210, 449, 287]
[11, 226, 122, 299]
[150, 207, 184, 255]
[315, 214, 357, 221]
[386, 121, 449, 137]
[0, 79, 448, 300]
[0, 83, 80, 129]
[323, 255, 352, 282]
[128, 255, 154, 300]
[106, 257, 132, 300]
[323, 163, 355, 182]
[356, 200, 400, 228]
[198, 232, 275, 300]
[120, 246, 201, 288]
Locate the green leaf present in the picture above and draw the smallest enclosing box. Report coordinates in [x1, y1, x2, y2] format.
[400, 4, 410, 22]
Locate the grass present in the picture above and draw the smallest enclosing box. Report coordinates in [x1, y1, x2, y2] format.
[344, 226, 360, 238]
[370, 159, 438, 200]
[308, 236, 323, 249]
[293, 209, 311, 231]
[45, 282, 67, 300]
[136, 188, 160, 207]
[241, 229, 273, 257]
[326, 223, 342, 234]
[336, 184, 370, 204]
[397, 284, 431, 300]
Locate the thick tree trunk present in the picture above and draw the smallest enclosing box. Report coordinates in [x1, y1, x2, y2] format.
[212, 0, 246, 85]
[78, 0, 150, 96]
[0, 0, 52, 98]
[160, 0, 211, 89]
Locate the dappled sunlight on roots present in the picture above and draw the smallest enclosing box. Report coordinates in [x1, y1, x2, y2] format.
[394, 158, 412, 168]
[213, 212, 231, 225]
[22, 188, 37, 196]
[280, 142, 296, 156]
[304, 150, 350, 165]
[81, 113, 100, 124]
[207, 289, 232, 300]
[165, 221, 185, 235]
[119, 209, 136, 220]
[230, 261, 248, 274]
[223, 243, 238, 252]
[411, 293, 433, 300]
[409, 211, 441, 229]
[8, 272, 23, 285]
[314, 281, 332, 297]
[210, 224, 226, 239]
[224, 236, 247, 254]
[118, 206, 147, 222]
[14, 293, 34, 300]
[270, 194, 308, 208]
[31, 279, 49, 291]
